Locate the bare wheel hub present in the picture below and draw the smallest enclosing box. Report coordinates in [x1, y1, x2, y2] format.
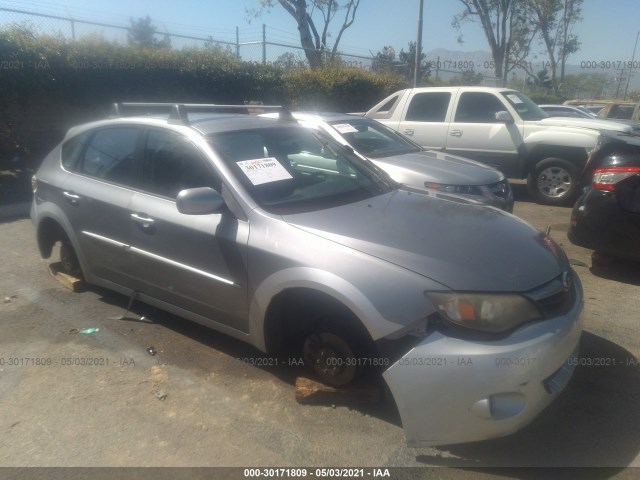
[303, 332, 357, 386]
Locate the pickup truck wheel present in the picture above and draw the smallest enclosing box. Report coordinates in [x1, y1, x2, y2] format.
[527, 158, 579, 205]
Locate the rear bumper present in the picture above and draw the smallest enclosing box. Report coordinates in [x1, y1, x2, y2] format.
[383, 275, 583, 447]
[569, 188, 640, 260]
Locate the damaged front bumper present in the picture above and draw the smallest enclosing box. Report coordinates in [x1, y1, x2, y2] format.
[383, 278, 583, 447]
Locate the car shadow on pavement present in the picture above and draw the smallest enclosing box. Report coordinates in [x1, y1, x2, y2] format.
[93, 288, 403, 425]
[415, 331, 640, 470]
[589, 256, 640, 286]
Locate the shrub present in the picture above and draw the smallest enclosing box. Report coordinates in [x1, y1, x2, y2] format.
[0, 25, 405, 164]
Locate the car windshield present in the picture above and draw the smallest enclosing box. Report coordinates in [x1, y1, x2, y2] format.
[327, 118, 421, 158]
[501, 91, 549, 121]
[208, 126, 396, 214]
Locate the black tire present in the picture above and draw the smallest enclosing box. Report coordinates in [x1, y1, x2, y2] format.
[527, 157, 580, 205]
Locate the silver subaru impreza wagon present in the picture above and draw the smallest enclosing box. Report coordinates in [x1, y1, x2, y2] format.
[31, 103, 583, 447]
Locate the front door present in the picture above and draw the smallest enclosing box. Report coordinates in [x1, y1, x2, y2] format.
[128, 129, 249, 331]
[445, 91, 524, 177]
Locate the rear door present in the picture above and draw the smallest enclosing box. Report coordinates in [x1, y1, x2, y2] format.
[59, 126, 141, 287]
[127, 128, 250, 331]
[396, 90, 453, 150]
[444, 91, 524, 176]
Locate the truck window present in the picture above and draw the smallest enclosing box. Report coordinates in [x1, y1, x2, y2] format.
[608, 105, 635, 120]
[405, 92, 451, 122]
[454, 92, 505, 123]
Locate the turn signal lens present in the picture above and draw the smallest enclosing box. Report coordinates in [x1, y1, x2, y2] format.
[31, 175, 38, 193]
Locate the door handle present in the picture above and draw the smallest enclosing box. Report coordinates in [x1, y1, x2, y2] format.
[130, 213, 155, 228]
[449, 130, 463, 137]
[62, 191, 80, 205]
[403, 129, 414, 136]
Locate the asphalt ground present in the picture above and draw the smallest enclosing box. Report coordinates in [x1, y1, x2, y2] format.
[0, 181, 639, 480]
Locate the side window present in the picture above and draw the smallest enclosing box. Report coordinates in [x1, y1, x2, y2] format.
[609, 105, 634, 120]
[143, 130, 218, 199]
[61, 131, 91, 171]
[405, 92, 451, 122]
[79, 128, 140, 185]
[454, 92, 505, 123]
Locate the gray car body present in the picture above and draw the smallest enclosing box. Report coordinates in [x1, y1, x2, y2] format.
[31, 111, 583, 446]
[263, 112, 513, 211]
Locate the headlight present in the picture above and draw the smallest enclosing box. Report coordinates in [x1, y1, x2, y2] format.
[424, 182, 477, 195]
[425, 292, 542, 333]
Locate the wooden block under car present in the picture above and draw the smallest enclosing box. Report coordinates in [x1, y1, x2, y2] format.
[295, 376, 381, 405]
[48, 262, 85, 292]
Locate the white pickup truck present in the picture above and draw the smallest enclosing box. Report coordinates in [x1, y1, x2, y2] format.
[365, 87, 636, 204]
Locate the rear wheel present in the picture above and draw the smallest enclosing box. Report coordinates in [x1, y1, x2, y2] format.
[527, 158, 579, 205]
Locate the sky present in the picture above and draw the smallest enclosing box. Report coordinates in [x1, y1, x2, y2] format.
[1, 0, 639, 72]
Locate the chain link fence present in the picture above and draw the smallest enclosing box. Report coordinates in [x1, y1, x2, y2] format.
[0, 6, 498, 83]
[0, 7, 379, 69]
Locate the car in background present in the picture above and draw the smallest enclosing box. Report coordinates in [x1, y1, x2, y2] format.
[563, 99, 640, 122]
[598, 101, 640, 122]
[539, 104, 599, 119]
[562, 99, 608, 115]
[263, 112, 513, 211]
[31, 103, 582, 447]
[569, 133, 640, 262]
[541, 104, 640, 134]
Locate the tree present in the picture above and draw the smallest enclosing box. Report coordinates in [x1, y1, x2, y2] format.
[128, 16, 170, 49]
[525, 0, 582, 94]
[373, 42, 430, 82]
[372, 45, 395, 73]
[398, 42, 430, 83]
[453, 0, 534, 84]
[527, 68, 553, 90]
[254, 1, 361, 68]
[561, 73, 615, 99]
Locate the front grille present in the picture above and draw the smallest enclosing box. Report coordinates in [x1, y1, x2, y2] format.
[525, 271, 577, 318]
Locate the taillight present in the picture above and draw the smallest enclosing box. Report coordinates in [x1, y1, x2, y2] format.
[592, 167, 640, 191]
[31, 175, 38, 193]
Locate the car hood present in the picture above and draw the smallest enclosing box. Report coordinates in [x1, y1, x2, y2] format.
[372, 150, 503, 186]
[537, 116, 634, 133]
[284, 190, 567, 292]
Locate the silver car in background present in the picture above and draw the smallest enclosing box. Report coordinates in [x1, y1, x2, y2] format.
[263, 112, 514, 211]
[31, 104, 582, 447]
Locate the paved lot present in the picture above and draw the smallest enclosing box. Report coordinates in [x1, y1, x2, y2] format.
[0, 184, 639, 479]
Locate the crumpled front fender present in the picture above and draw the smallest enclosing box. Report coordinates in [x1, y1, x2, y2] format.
[383, 282, 583, 447]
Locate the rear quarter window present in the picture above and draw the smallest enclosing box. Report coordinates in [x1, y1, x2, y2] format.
[78, 127, 141, 186]
[61, 131, 91, 171]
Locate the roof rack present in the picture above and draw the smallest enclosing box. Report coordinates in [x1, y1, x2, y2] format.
[108, 103, 296, 126]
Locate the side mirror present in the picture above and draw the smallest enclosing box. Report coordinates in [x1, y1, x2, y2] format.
[176, 187, 224, 215]
[495, 111, 514, 123]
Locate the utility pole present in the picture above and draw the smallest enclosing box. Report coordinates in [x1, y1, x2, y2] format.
[623, 31, 639, 100]
[413, 0, 424, 87]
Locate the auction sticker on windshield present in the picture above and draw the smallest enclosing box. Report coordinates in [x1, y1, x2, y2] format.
[333, 123, 359, 134]
[506, 94, 524, 104]
[237, 158, 293, 185]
